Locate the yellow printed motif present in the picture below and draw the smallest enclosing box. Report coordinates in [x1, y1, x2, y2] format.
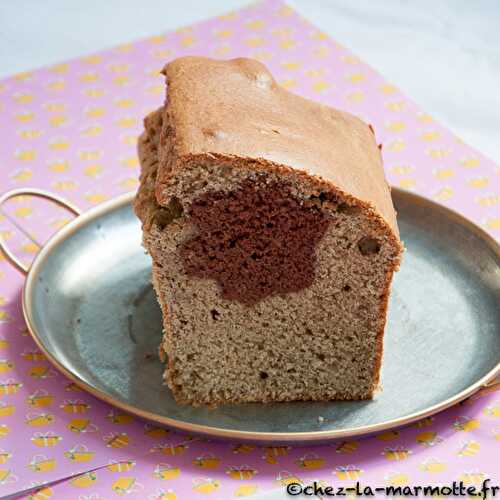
[28, 365, 56, 379]
[276, 471, 302, 486]
[235, 483, 258, 496]
[26, 413, 54, 427]
[154, 463, 181, 480]
[107, 460, 136, 472]
[153, 442, 187, 455]
[382, 447, 411, 461]
[107, 410, 134, 424]
[453, 417, 480, 432]
[335, 465, 362, 480]
[22, 350, 46, 362]
[0, 360, 14, 374]
[376, 430, 400, 441]
[105, 432, 129, 448]
[193, 454, 220, 469]
[26, 485, 53, 499]
[227, 465, 258, 479]
[192, 477, 220, 494]
[10, 168, 33, 182]
[484, 404, 500, 417]
[457, 440, 480, 457]
[31, 432, 62, 447]
[0, 468, 17, 485]
[263, 445, 289, 464]
[60, 400, 90, 414]
[67, 418, 98, 434]
[336, 441, 359, 454]
[385, 472, 410, 486]
[232, 444, 255, 454]
[70, 471, 97, 488]
[0, 450, 12, 464]
[0, 380, 23, 396]
[28, 455, 56, 473]
[459, 471, 487, 485]
[64, 444, 95, 463]
[150, 489, 177, 500]
[0, 424, 10, 438]
[416, 431, 442, 447]
[419, 457, 447, 473]
[295, 453, 325, 470]
[112, 476, 143, 495]
[0, 404, 15, 418]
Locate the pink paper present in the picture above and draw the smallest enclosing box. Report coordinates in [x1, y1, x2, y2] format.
[0, 0, 498, 497]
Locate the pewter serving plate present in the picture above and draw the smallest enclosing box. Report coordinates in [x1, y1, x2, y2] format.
[8, 188, 500, 443]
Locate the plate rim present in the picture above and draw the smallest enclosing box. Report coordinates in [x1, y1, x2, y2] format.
[22, 189, 500, 442]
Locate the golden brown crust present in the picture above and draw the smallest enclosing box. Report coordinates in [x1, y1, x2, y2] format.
[371, 270, 394, 391]
[133, 109, 164, 229]
[157, 56, 399, 238]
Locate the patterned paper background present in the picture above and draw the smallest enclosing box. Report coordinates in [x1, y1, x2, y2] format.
[0, 0, 498, 498]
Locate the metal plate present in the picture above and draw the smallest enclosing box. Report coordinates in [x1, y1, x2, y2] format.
[23, 189, 500, 443]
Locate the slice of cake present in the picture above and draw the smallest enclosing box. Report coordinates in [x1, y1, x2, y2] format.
[134, 56, 403, 406]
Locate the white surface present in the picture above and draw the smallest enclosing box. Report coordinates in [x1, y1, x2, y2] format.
[1, 0, 500, 164]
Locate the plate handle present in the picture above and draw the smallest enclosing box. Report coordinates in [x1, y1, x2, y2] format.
[0, 188, 81, 274]
[482, 376, 500, 391]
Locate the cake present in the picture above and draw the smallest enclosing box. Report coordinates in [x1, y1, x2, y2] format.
[134, 56, 403, 406]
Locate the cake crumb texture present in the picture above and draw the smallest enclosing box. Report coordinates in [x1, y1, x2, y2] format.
[134, 56, 403, 406]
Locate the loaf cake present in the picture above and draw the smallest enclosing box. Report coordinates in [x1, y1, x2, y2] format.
[134, 56, 403, 406]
